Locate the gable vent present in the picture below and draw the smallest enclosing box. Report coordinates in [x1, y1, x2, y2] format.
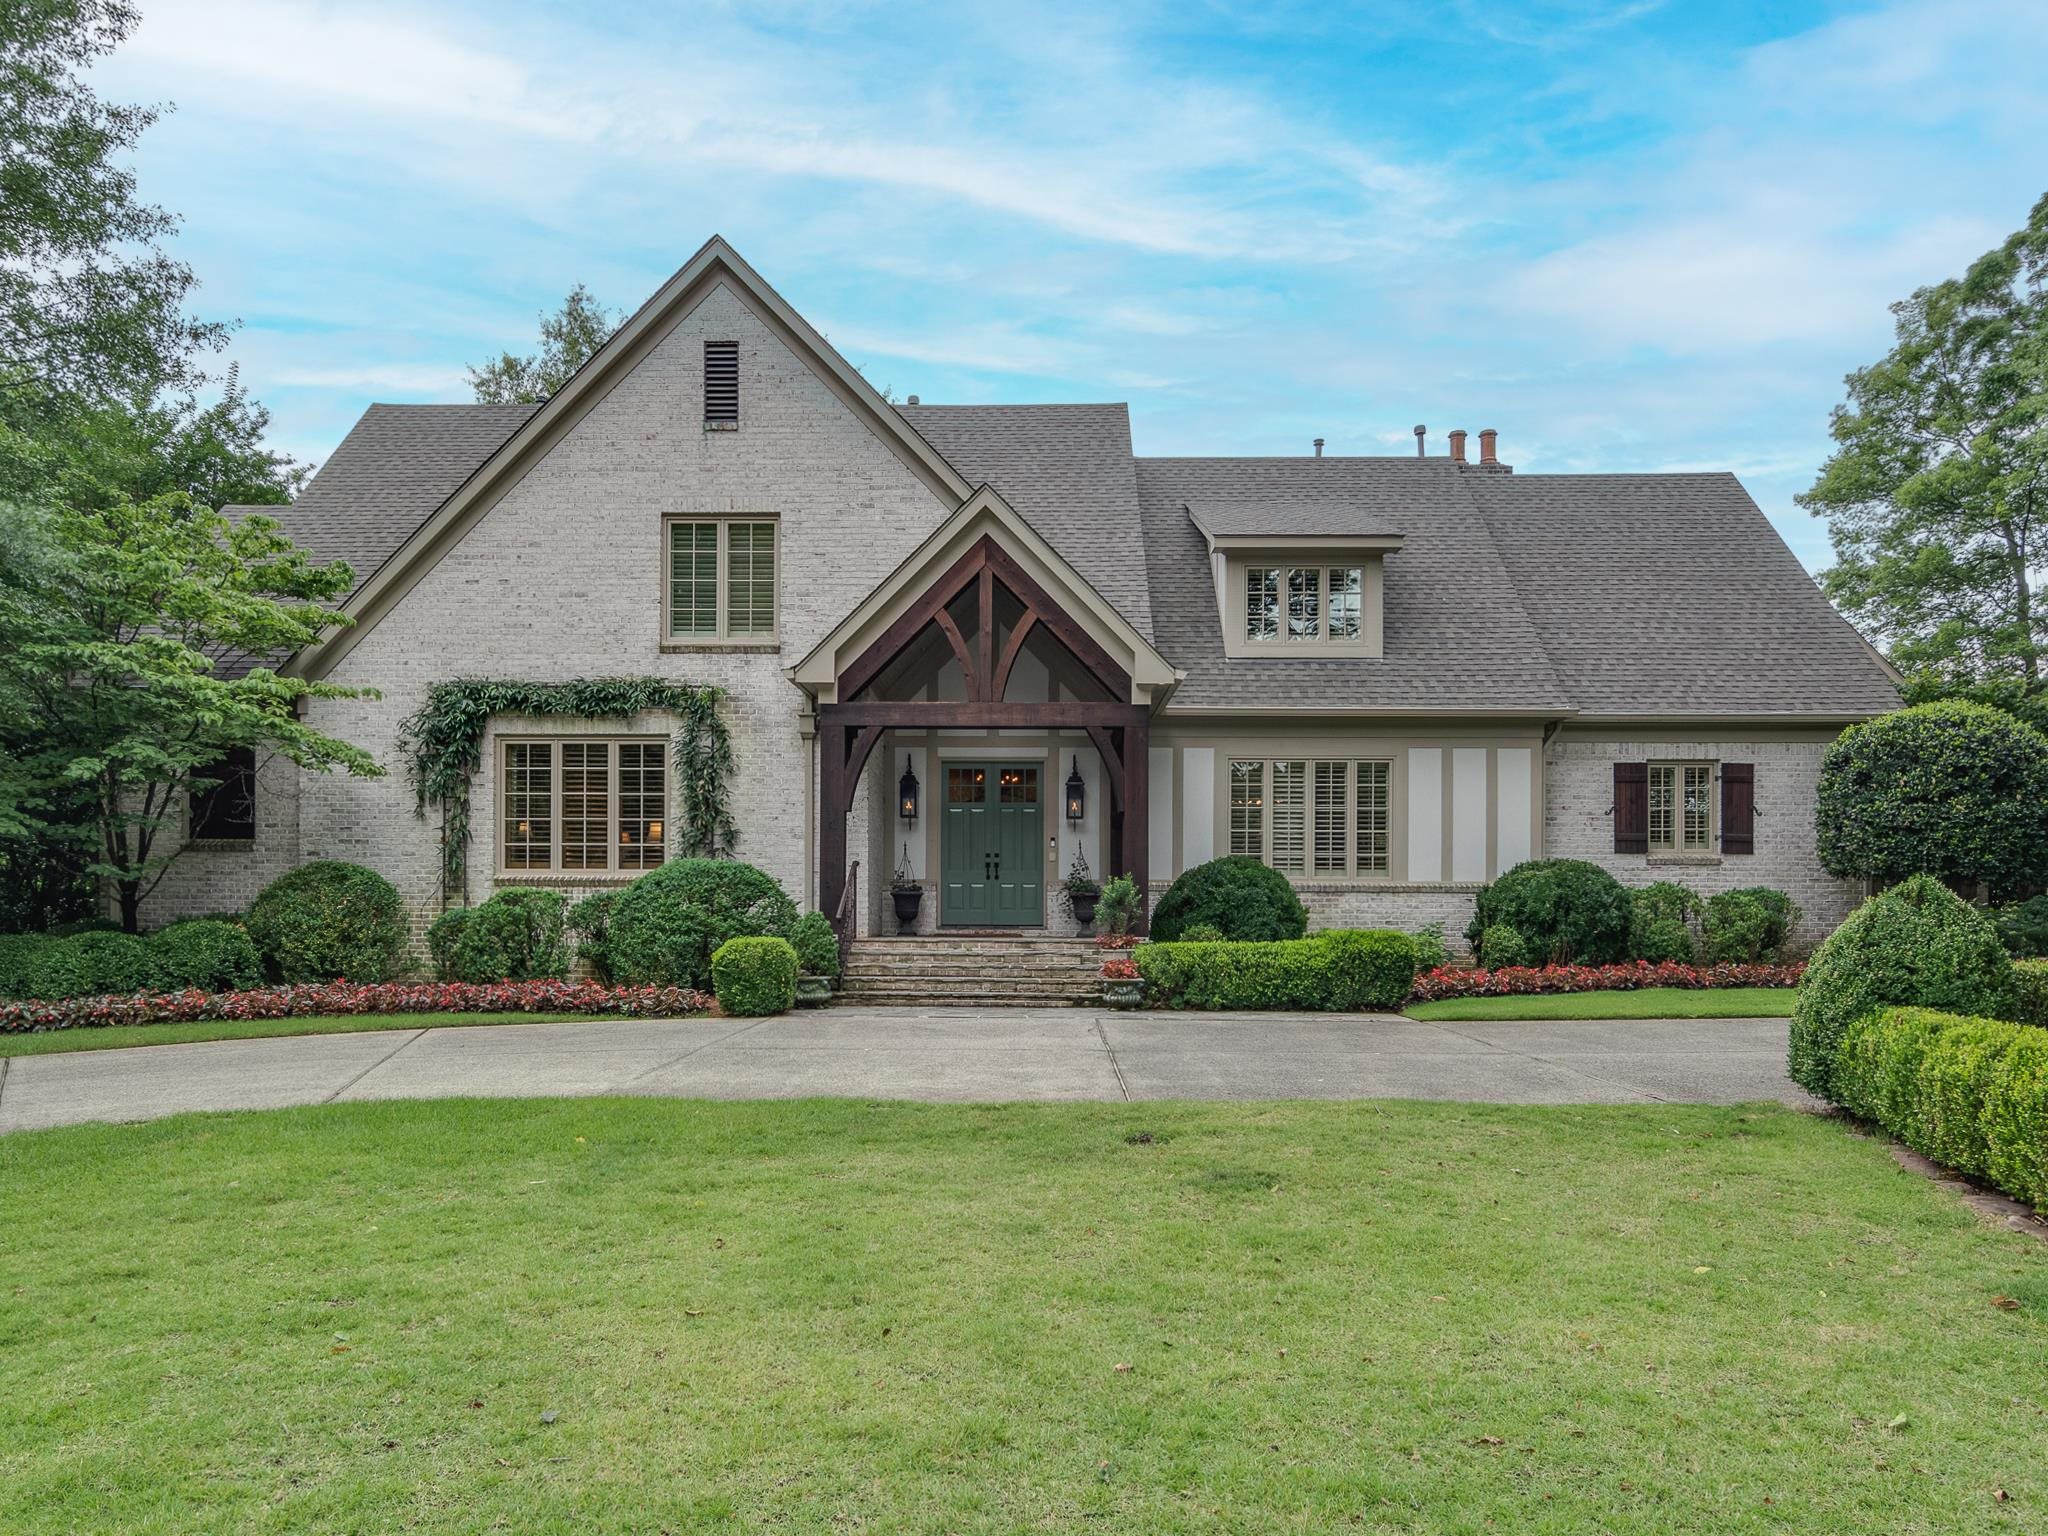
[704, 340, 739, 427]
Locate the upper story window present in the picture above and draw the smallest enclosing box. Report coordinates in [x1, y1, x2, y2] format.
[501, 738, 667, 876]
[666, 516, 778, 643]
[704, 340, 739, 428]
[1648, 762, 1713, 854]
[1245, 564, 1364, 645]
[189, 746, 257, 842]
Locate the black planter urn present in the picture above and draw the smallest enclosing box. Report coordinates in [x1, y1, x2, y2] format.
[890, 885, 924, 935]
[1069, 889, 1099, 936]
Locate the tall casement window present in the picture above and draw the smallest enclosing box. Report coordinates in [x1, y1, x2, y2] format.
[1243, 565, 1366, 646]
[1227, 757, 1391, 878]
[188, 746, 256, 842]
[500, 739, 667, 874]
[703, 340, 739, 427]
[1647, 762, 1714, 854]
[666, 517, 778, 641]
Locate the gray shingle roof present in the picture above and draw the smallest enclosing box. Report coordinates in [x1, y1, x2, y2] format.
[1185, 499, 1405, 542]
[900, 403, 1152, 641]
[1141, 458, 1575, 713]
[1465, 472, 1901, 717]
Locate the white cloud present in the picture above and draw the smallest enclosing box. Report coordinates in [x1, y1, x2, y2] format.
[270, 363, 472, 394]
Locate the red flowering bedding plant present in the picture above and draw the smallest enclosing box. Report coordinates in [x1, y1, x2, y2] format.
[1099, 956, 1141, 982]
[1407, 959, 1803, 1003]
[0, 979, 710, 1035]
[1094, 934, 1140, 951]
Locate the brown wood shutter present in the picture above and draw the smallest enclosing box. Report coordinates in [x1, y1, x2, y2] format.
[1720, 762, 1755, 854]
[1613, 762, 1647, 854]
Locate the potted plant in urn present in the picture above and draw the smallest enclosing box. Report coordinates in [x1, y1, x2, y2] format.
[1058, 851, 1102, 935]
[889, 847, 924, 935]
[1100, 953, 1145, 1009]
[790, 912, 839, 1006]
[1094, 872, 1145, 1006]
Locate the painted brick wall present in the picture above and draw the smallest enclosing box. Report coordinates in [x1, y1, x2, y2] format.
[142, 280, 951, 944]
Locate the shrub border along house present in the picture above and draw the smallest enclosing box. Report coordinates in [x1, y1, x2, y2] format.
[1135, 930, 1417, 1012]
[0, 979, 711, 1035]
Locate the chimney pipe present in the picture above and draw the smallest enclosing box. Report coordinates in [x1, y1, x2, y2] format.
[1313, 437, 1324, 458]
[1478, 428, 1498, 466]
[1412, 424, 1426, 458]
[1448, 429, 1467, 465]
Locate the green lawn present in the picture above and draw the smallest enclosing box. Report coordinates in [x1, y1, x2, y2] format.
[0, 1011, 602, 1058]
[1, 1098, 2040, 1534]
[1407, 986, 1797, 1022]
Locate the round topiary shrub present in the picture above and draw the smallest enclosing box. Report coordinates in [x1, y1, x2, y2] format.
[446, 889, 571, 983]
[1789, 873, 2015, 1100]
[23, 930, 155, 999]
[1180, 922, 1227, 944]
[0, 933, 51, 1000]
[148, 919, 262, 992]
[711, 935, 798, 1016]
[426, 907, 473, 981]
[605, 859, 799, 991]
[1703, 887, 1801, 963]
[1478, 924, 1530, 969]
[245, 861, 409, 983]
[1627, 881, 1702, 962]
[789, 911, 840, 978]
[1151, 856, 1308, 944]
[1817, 701, 2048, 896]
[1465, 859, 1633, 965]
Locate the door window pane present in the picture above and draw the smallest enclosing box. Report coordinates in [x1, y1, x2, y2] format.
[560, 742, 611, 870]
[617, 741, 666, 870]
[727, 521, 776, 636]
[1229, 760, 1264, 858]
[999, 767, 1037, 803]
[1312, 761, 1348, 874]
[1271, 761, 1306, 873]
[1286, 568, 1320, 640]
[504, 743, 553, 869]
[1328, 567, 1362, 639]
[1356, 760, 1390, 872]
[947, 766, 986, 804]
[669, 522, 718, 636]
[1245, 567, 1279, 641]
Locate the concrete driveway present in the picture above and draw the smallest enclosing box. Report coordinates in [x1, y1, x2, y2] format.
[0, 1008, 1811, 1134]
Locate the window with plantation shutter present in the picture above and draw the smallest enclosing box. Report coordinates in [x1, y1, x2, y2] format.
[498, 738, 667, 875]
[703, 340, 739, 426]
[665, 516, 777, 642]
[1231, 756, 1391, 879]
[1271, 761, 1306, 874]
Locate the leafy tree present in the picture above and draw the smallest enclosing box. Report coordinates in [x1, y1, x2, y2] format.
[0, 0, 224, 404]
[0, 498, 381, 931]
[467, 284, 621, 404]
[1815, 701, 2048, 897]
[1801, 192, 2048, 707]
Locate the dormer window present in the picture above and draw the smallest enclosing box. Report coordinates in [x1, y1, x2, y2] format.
[1246, 565, 1363, 644]
[1188, 500, 1401, 660]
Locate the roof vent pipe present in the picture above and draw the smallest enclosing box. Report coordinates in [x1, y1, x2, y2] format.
[1313, 438, 1324, 458]
[1479, 428, 1498, 466]
[1412, 424, 1426, 457]
[906, 394, 919, 405]
[1448, 429, 1467, 465]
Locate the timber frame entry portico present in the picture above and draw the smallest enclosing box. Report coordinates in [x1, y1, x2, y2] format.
[792, 486, 1181, 949]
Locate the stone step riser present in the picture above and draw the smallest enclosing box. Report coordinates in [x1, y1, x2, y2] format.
[842, 959, 1100, 976]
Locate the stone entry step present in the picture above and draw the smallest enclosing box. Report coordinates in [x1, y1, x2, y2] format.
[836, 936, 1102, 1008]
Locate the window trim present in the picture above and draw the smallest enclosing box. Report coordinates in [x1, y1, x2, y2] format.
[495, 735, 671, 880]
[661, 513, 780, 646]
[1646, 759, 1716, 855]
[187, 745, 258, 845]
[1227, 755, 1392, 880]
[1222, 553, 1382, 657]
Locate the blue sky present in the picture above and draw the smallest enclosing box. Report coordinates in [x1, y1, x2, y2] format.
[96, 0, 2048, 570]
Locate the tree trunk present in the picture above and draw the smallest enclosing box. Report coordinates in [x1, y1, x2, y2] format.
[117, 881, 141, 934]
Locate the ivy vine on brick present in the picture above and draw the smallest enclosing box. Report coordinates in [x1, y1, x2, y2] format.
[398, 678, 735, 904]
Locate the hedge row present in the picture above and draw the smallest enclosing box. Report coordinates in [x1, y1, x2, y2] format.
[2013, 958, 2048, 1027]
[1832, 1007, 2048, 1210]
[0, 920, 264, 1001]
[0, 979, 712, 1035]
[1134, 930, 1417, 1012]
[1409, 959, 1804, 1002]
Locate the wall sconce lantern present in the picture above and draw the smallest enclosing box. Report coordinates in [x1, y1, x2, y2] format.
[1064, 757, 1086, 822]
[898, 757, 920, 823]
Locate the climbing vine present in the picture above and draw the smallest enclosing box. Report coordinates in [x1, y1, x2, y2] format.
[398, 678, 735, 904]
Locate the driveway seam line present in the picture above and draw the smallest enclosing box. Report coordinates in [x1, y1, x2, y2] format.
[618, 1016, 777, 1087]
[0, 1053, 10, 1112]
[1092, 1017, 1131, 1101]
[324, 1028, 429, 1103]
[1522, 1051, 1672, 1104]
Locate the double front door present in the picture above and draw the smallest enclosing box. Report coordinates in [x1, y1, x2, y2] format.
[939, 763, 1044, 926]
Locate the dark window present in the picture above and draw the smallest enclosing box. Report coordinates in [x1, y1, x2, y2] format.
[190, 747, 256, 841]
[704, 340, 739, 426]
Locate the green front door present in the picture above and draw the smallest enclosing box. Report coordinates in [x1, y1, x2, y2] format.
[939, 764, 1044, 926]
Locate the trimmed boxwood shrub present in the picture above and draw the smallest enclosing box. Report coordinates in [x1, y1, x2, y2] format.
[568, 891, 621, 982]
[0, 934, 49, 1000]
[1833, 1006, 2048, 1209]
[1135, 929, 1414, 1012]
[245, 862, 409, 983]
[1477, 924, 1530, 969]
[23, 931, 155, 999]
[1789, 874, 2014, 1099]
[1994, 895, 2048, 958]
[1466, 859, 1633, 965]
[148, 919, 262, 992]
[1150, 856, 1307, 944]
[790, 911, 839, 978]
[1703, 887, 1800, 963]
[1627, 882, 1702, 963]
[711, 936, 798, 1016]
[446, 889, 570, 983]
[606, 859, 798, 991]
[2011, 958, 2048, 1027]
[426, 908, 472, 981]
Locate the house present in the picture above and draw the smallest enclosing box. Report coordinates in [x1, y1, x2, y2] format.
[151, 238, 1900, 957]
